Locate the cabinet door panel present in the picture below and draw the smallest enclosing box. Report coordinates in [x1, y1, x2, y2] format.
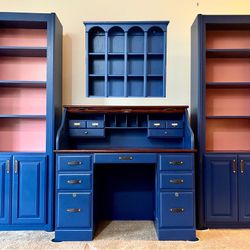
[12, 155, 46, 225]
[205, 154, 238, 223]
[238, 155, 250, 222]
[0, 156, 11, 224]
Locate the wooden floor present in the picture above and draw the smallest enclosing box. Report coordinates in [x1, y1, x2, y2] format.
[1, 221, 250, 250]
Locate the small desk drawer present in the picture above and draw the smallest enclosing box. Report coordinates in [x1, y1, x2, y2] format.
[148, 120, 166, 129]
[58, 155, 91, 171]
[147, 129, 183, 138]
[160, 173, 193, 189]
[160, 154, 193, 171]
[86, 120, 104, 128]
[69, 120, 86, 128]
[57, 174, 92, 190]
[57, 192, 91, 228]
[94, 153, 157, 164]
[69, 129, 105, 138]
[160, 192, 194, 228]
[166, 120, 183, 129]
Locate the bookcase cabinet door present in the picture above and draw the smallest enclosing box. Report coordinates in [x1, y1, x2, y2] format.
[205, 154, 238, 223]
[238, 155, 250, 222]
[0, 156, 11, 224]
[12, 155, 46, 225]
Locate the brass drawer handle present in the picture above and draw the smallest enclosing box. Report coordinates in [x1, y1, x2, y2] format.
[240, 160, 244, 174]
[6, 160, 10, 174]
[170, 208, 184, 213]
[169, 161, 184, 166]
[66, 208, 81, 213]
[153, 123, 161, 127]
[67, 180, 82, 184]
[67, 161, 82, 166]
[233, 159, 237, 174]
[119, 156, 133, 160]
[169, 179, 184, 184]
[73, 122, 81, 126]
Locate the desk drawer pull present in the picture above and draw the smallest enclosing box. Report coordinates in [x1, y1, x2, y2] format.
[169, 161, 184, 166]
[66, 208, 81, 213]
[118, 156, 133, 160]
[67, 161, 82, 166]
[171, 122, 178, 127]
[169, 179, 184, 184]
[170, 208, 184, 213]
[6, 160, 10, 174]
[67, 180, 82, 184]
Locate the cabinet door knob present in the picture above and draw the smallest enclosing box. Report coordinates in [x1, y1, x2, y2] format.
[232, 159, 237, 174]
[240, 160, 244, 174]
[6, 160, 10, 174]
[84, 131, 88, 134]
[14, 160, 18, 174]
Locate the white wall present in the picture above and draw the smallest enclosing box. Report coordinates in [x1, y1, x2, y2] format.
[2, 0, 250, 106]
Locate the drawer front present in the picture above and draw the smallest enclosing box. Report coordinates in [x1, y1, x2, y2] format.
[57, 174, 92, 190]
[69, 120, 86, 128]
[69, 129, 105, 137]
[58, 155, 91, 171]
[94, 153, 157, 164]
[86, 120, 104, 128]
[57, 192, 91, 228]
[160, 192, 194, 228]
[160, 154, 193, 171]
[166, 120, 183, 129]
[148, 120, 166, 129]
[148, 129, 183, 138]
[160, 173, 193, 189]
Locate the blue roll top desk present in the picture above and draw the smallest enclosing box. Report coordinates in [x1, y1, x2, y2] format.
[54, 105, 196, 241]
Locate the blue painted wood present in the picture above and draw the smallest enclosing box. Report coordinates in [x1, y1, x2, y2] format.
[84, 22, 168, 97]
[205, 154, 238, 223]
[58, 155, 92, 171]
[69, 128, 105, 138]
[0, 12, 62, 231]
[147, 129, 183, 138]
[12, 155, 46, 225]
[238, 155, 250, 222]
[57, 174, 92, 190]
[0, 155, 11, 225]
[160, 173, 193, 189]
[56, 192, 92, 228]
[159, 192, 194, 228]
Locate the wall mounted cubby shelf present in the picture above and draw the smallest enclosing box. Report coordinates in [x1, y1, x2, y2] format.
[191, 15, 250, 230]
[84, 22, 168, 97]
[0, 12, 62, 231]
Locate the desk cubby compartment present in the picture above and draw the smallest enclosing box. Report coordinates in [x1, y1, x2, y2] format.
[57, 192, 92, 228]
[85, 22, 168, 97]
[159, 192, 194, 228]
[57, 174, 92, 190]
[108, 27, 124, 53]
[160, 173, 193, 189]
[58, 155, 91, 171]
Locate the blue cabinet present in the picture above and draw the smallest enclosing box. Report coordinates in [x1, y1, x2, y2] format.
[84, 22, 168, 97]
[0, 12, 62, 231]
[205, 155, 238, 223]
[0, 156, 11, 225]
[12, 156, 46, 225]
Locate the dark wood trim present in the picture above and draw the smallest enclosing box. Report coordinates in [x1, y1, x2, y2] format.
[63, 105, 189, 114]
[54, 149, 197, 153]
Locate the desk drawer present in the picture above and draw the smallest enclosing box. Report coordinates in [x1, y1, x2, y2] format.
[147, 129, 183, 138]
[57, 174, 92, 190]
[148, 120, 166, 129]
[69, 129, 105, 138]
[86, 120, 104, 128]
[57, 192, 91, 228]
[160, 154, 193, 171]
[160, 192, 194, 228]
[166, 120, 183, 129]
[94, 153, 157, 164]
[160, 173, 193, 189]
[58, 155, 91, 171]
